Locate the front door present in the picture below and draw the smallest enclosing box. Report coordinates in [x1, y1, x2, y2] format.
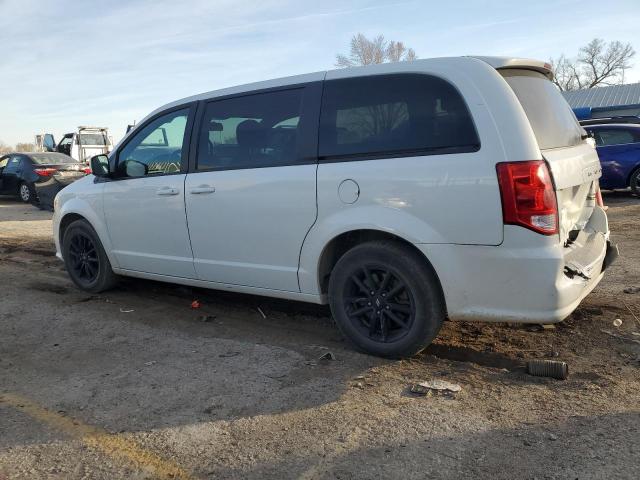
[185, 85, 320, 292]
[0, 156, 8, 192]
[102, 106, 197, 278]
[0, 156, 22, 194]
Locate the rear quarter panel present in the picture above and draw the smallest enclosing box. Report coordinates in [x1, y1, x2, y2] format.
[299, 58, 539, 295]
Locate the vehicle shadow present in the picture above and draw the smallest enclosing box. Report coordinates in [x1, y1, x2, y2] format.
[1, 269, 386, 441]
[602, 189, 639, 205]
[203, 411, 640, 479]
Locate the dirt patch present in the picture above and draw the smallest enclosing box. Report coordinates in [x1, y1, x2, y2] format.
[0, 195, 639, 479]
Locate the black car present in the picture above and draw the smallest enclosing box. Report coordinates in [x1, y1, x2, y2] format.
[0, 152, 89, 208]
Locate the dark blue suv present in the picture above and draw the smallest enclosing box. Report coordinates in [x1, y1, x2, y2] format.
[584, 124, 640, 195]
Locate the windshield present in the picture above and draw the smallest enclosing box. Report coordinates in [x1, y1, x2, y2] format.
[30, 153, 77, 164]
[501, 70, 584, 150]
[79, 133, 108, 145]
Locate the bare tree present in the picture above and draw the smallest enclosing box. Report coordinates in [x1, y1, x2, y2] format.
[15, 142, 36, 152]
[336, 33, 417, 68]
[0, 141, 12, 155]
[550, 38, 635, 91]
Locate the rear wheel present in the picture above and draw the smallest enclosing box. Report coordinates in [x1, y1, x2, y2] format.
[18, 182, 34, 203]
[630, 168, 640, 196]
[62, 220, 117, 293]
[328, 241, 445, 358]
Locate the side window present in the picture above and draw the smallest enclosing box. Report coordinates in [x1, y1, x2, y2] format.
[319, 74, 479, 159]
[4, 157, 21, 173]
[118, 108, 190, 177]
[597, 129, 636, 146]
[196, 89, 303, 170]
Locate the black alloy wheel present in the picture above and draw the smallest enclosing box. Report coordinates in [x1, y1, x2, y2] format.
[343, 265, 415, 343]
[62, 219, 117, 292]
[328, 240, 445, 358]
[67, 232, 100, 283]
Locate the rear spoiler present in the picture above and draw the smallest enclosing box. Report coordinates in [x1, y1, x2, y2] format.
[470, 56, 554, 81]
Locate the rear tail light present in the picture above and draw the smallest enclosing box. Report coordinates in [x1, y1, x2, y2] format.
[83, 167, 92, 174]
[34, 167, 57, 177]
[496, 160, 558, 235]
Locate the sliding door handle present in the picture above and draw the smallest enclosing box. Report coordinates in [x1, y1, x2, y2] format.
[156, 187, 180, 196]
[190, 185, 216, 194]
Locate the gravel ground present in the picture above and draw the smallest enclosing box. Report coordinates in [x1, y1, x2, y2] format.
[0, 193, 639, 480]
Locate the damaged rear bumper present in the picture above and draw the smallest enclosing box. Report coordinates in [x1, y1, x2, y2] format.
[415, 207, 616, 324]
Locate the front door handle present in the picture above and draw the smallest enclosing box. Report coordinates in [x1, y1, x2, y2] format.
[156, 186, 180, 196]
[190, 185, 216, 194]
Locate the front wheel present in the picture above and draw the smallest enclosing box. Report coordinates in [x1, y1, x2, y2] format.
[62, 219, 118, 293]
[328, 241, 445, 358]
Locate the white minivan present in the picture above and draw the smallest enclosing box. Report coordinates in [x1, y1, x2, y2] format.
[53, 56, 617, 357]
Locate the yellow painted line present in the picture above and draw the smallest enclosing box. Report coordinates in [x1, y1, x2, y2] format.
[0, 393, 194, 480]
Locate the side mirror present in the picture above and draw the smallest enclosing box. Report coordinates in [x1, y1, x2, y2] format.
[90, 154, 110, 177]
[123, 159, 148, 178]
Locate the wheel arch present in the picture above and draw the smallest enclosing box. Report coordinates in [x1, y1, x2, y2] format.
[626, 163, 640, 188]
[56, 202, 119, 269]
[315, 229, 446, 311]
[58, 212, 88, 247]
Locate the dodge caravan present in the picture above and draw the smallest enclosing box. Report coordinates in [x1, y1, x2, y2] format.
[53, 56, 617, 357]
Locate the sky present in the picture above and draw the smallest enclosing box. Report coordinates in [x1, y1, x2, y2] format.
[1, 0, 639, 146]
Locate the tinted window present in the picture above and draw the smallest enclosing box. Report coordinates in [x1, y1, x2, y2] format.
[319, 74, 479, 159]
[501, 70, 584, 150]
[79, 133, 107, 145]
[118, 108, 189, 177]
[196, 89, 303, 170]
[4, 157, 21, 173]
[594, 129, 636, 146]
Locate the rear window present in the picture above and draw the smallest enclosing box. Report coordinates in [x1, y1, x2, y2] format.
[501, 70, 584, 150]
[319, 74, 479, 159]
[30, 153, 76, 164]
[79, 133, 108, 145]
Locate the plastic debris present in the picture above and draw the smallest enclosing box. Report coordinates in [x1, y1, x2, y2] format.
[119, 308, 134, 313]
[257, 307, 267, 319]
[411, 379, 462, 395]
[199, 315, 216, 322]
[613, 318, 623, 327]
[526, 359, 568, 380]
[623, 287, 640, 294]
[191, 300, 201, 309]
[318, 352, 336, 362]
[541, 324, 556, 330]
[144, 361, 156, 366]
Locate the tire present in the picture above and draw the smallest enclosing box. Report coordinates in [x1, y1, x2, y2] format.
[328, 241, 445, 358]
[18, 182, 34, 203]
[630, 168, 640, 196]
[62, 219, 118, 293]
